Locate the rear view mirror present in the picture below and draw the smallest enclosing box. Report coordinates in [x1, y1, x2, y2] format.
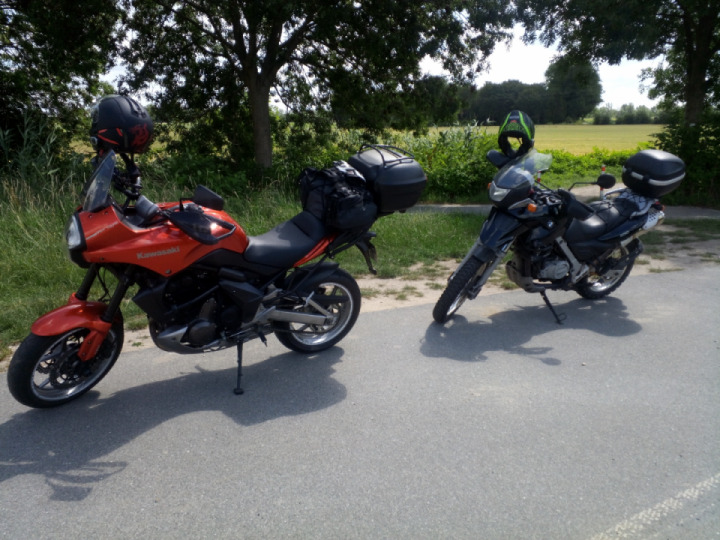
[193, 185, 224, 211]
[596, 173, 616, 190]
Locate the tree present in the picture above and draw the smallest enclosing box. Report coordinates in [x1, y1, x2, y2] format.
[615, 104, 638, 125]
[461, 80, 543, 123]
[514, 0, 720, 125]
[119, 0, 514, 169]
[593, 106, 612, 125]
[0, 0, 119, 147]
[644, 41, 720, 114]
[544, 56, 601, 122]
[332, 75, 462, 130]
[408, 76, 464, 127]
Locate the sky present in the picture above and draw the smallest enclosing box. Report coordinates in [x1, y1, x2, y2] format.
[422, 34, 662, 109]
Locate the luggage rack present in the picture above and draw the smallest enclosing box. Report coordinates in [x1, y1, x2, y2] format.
[355, 144, 417, 166]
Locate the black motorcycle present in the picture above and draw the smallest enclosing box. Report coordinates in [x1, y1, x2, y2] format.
[432, 148, 685, 324]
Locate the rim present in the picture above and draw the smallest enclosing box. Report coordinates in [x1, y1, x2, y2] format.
[444, 260, 488, 319]
[584, 268, 626, 294]
[286, 281, 355, 346]
[446, 290, 468, 318]
[585, 247, 629, 293]
[30, 328, 119, 402]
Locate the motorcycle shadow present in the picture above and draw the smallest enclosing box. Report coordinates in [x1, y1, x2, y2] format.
[0, 346, 346, 500]
[421, 295, 642, 365]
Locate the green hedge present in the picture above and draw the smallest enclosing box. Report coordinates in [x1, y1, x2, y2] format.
[3, 115, 718, 208]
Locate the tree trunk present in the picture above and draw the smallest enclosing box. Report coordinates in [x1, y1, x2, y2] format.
[683, 49, 709, 126]
[681, 5, 716, 126]
[248, 82, 273, 169]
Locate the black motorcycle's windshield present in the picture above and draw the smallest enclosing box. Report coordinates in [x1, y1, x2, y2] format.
[83, 151, 116, 212]
[493, 150, 553, 189]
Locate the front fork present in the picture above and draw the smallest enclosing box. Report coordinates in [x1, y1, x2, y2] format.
[449, 208, 521, 290]
[32, 264, 131, 361]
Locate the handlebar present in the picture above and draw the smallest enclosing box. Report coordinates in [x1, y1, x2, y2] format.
[509, 186, 594, 221]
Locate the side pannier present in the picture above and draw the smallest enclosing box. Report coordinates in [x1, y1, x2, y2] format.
[347, 145, 426, 214]
[298, 162, 378, 231]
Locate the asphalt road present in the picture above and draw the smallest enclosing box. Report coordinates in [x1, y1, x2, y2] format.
[1, 266, 719, 539]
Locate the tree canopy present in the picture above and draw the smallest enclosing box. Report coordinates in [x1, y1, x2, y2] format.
[544, 56, 602, 122]
[118, 0, 515, 168]
[514, 0, 720, 124]
[0, 0, 119, 145]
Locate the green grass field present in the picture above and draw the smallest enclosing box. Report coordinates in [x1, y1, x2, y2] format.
[479, 124, 661, 154]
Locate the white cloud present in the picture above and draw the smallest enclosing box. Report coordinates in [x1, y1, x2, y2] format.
[423, 35, 661, 109]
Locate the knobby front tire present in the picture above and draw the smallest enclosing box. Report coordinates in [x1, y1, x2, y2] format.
[432, 256, 487, 324]
[7, 318, 124, 408]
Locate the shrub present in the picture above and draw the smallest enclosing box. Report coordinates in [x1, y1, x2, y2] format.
[655, 109, 720, 207]
[544, 147, 641, 185]
[387, 126, 497, 202]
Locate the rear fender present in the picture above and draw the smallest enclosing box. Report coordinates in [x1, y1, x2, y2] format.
[31, 294, 116, 361]
[285, 262, 341, 297]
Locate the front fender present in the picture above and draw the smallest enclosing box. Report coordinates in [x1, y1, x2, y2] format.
[31, 294, 119, 361]
[31, 294, 113, 337]
[478, 209, 526, 252]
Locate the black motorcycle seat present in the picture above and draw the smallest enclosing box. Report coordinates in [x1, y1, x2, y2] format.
[243, 211, 328, 267]
[565, 198, 640, 242]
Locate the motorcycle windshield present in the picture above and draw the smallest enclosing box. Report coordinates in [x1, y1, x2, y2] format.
[493, 150, 553, 189]
[83, 151, 116, 212]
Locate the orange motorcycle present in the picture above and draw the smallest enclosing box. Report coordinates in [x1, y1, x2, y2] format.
[7, 96, 425, 408]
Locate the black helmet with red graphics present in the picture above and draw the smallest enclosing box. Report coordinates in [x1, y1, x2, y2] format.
[90, 95, 153, 154]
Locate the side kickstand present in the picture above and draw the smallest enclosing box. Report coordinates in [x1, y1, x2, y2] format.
[233, 342, 244, 395]
[540, 290, 566, 324]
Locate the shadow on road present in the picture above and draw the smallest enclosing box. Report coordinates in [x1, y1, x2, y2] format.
[0, 347, 345, 500]
[421, 295, 642, 364]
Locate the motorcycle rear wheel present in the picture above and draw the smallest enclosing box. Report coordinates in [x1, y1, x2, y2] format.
[574, 246, 634, 300]
[433, 255, 491, 324]
[274, 269, 361, 353]
[7, 317, 124, 408]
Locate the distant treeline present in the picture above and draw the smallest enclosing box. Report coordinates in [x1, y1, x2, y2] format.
[455, 79, 669, 127]
[591, 104, 669, 125]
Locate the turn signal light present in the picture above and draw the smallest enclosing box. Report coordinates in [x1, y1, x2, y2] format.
[527, 203, 538, 213]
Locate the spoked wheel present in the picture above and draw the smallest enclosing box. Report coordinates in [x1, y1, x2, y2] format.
[274, 269, 361, 353]
[433, 256, 492, 324]
[7, 318, 124, 408]
[574, 246, 634, 300]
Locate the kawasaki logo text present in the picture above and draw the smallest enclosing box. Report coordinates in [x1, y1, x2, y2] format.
[137, 247, 180, 260]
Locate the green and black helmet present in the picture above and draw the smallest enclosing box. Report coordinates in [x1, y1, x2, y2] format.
[498, 110, 535, 159]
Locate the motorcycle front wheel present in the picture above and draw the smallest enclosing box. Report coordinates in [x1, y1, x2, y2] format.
[433, 255, 494, 324]
[7, 317, 124, 408]
[274, 269, 361, 353]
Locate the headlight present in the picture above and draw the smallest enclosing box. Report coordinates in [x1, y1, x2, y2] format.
[489, 183, 510, 202]
[65, 214, 85, 250]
